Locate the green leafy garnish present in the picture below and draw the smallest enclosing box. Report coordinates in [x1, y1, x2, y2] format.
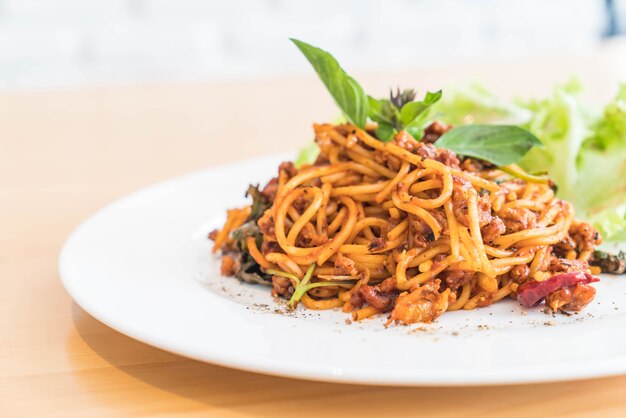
[590, 250, 626, 274]
[291, 39, 440, 139]
[290, 38, 368, 128]
[400, 90, 442, 125]
[431, 84, 533, 125]
[294, 140, 320, 168]
[288, 264, 316, 308]
[245, 184, 271, 221]
[265, 269, 299, 283]
[227, 185, 273, 286]
[436, 125, 542, 166]
[498, 165, 552, 186]
[267, 264, 351, 309]
[368, 89, 442, 141]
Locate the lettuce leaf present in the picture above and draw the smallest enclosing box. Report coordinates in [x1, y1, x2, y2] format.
[516, 81, 593, 203]
[589, 204, 626, 242]
[577, 86, 626, 239]
[436, 81, 626, 241]
[294, 141, 320, 168]
[432, 84, 533, 125]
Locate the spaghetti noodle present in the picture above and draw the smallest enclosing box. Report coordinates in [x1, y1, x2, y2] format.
[210, 121, 604, 325]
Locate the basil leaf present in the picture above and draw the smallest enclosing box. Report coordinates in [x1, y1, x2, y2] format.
[436, 125, 542, 166]
[368, 96, 403, 141]
[369, 98, 400, 126]
[375, 123, 396, 142]
[406, 125, 427, 141]
[245, 184, 271, 221]
[291, 38, 368, 128]
[399, 90, 442, 126]
[367, 96, 393, 125]
[382, 100, 401, 125]
[368, 90, 441, 141]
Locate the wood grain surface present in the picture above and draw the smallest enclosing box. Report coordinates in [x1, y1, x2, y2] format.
[2, 44, 626, 417]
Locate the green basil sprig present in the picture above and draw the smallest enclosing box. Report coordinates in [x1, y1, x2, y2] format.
[291, 38, 442, 139]
[368, 89, 442, 142]
[291, 38, 542, 167]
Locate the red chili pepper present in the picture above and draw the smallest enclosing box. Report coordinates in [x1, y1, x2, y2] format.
[516, 272, 599, 308]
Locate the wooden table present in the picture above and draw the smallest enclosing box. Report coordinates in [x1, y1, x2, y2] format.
[3, 43, 626, 417]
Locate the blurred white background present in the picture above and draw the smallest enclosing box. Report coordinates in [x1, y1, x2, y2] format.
[0, 0, 625, 91]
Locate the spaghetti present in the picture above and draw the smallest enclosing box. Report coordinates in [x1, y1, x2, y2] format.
[210, 122, 604, 325]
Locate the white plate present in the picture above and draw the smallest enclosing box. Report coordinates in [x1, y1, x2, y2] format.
[60, 154, 626, 386]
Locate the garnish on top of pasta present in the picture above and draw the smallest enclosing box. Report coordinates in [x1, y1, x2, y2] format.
[209, 39, 621, 325]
